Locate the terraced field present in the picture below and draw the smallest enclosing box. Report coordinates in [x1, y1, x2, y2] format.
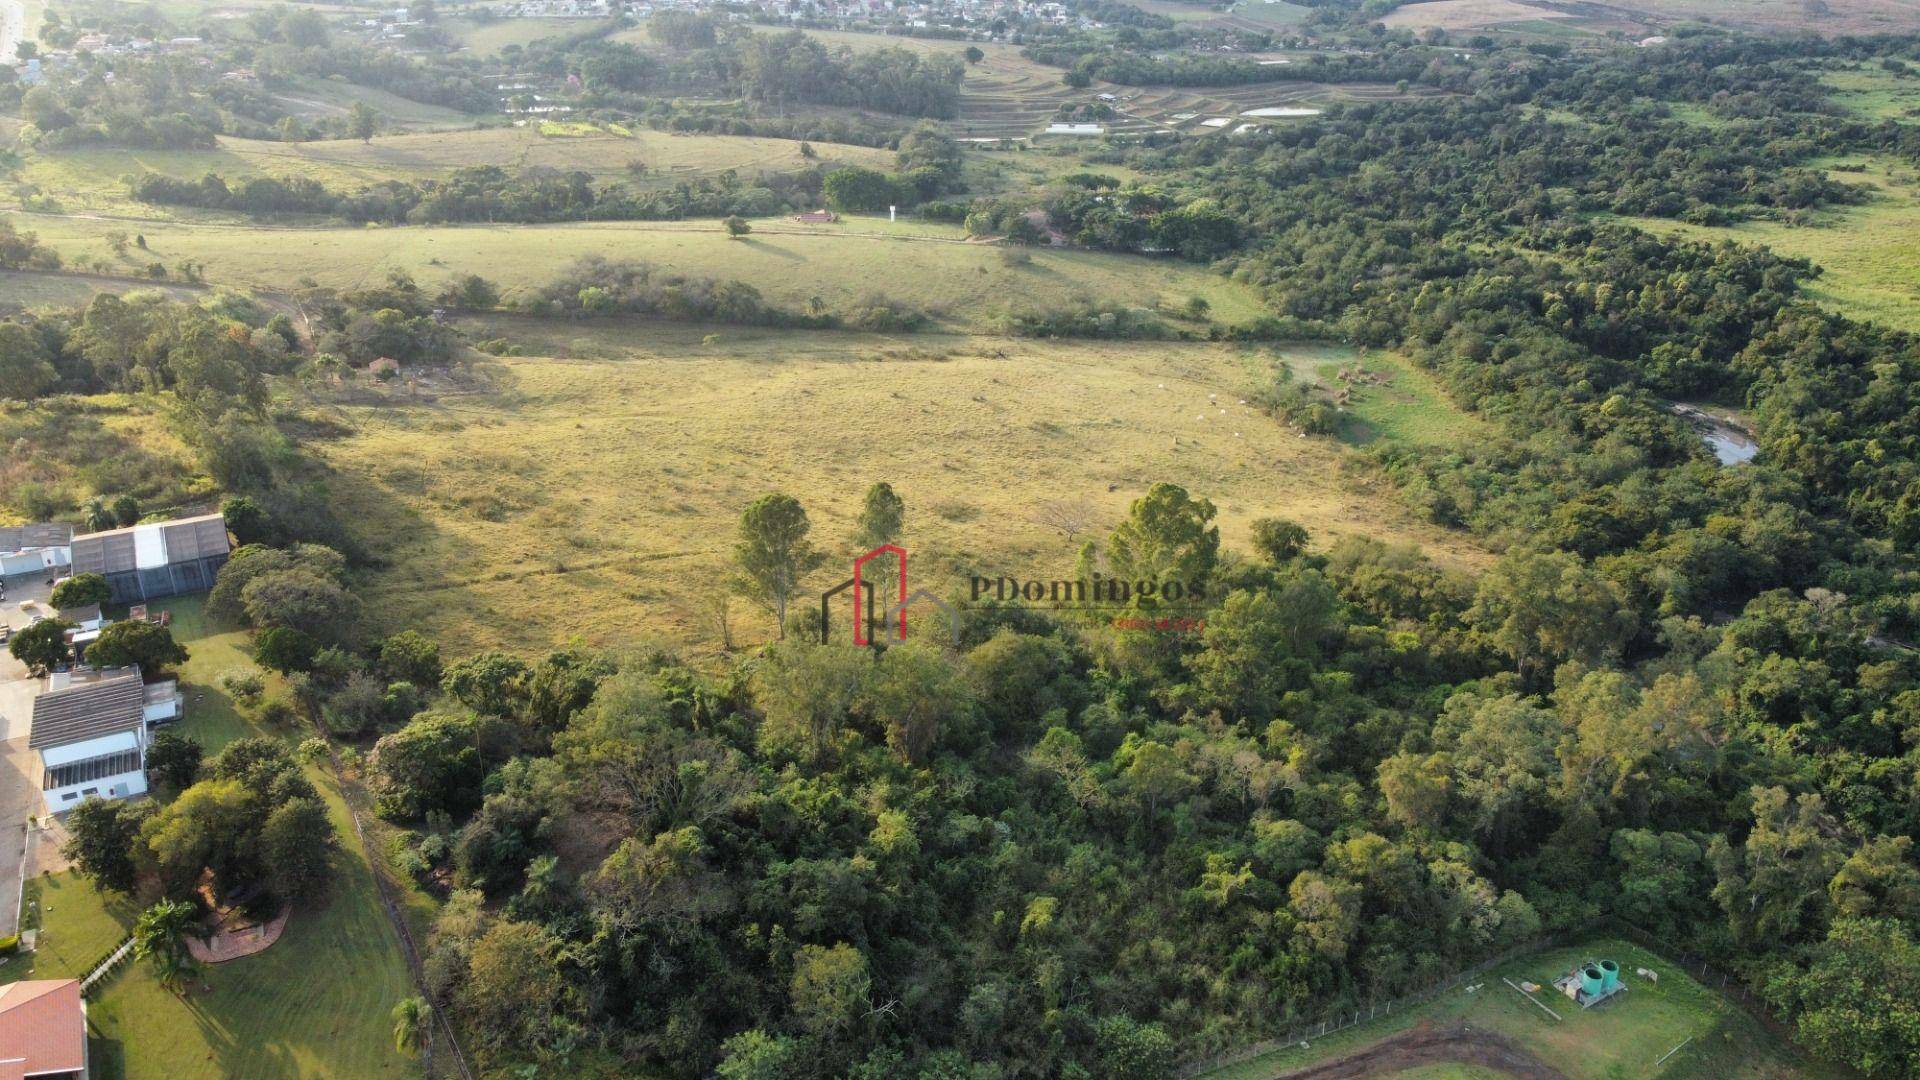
[957, 61, 1081, 139]
[965, 67, 1452, 142]
[1106, 80, 1453, 138]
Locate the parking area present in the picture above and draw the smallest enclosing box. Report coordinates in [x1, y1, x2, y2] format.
[0, 572, 55, 934]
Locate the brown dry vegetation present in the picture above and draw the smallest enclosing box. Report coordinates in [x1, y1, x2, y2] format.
[1581, 0, 1920, 35]
[1381, 0, 1575, 31]
[312, 322, 1487, 656]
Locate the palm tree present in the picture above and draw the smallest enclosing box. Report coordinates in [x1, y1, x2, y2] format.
[392, 996, 430, 1056]
[133, 900, 201, 994]
[311, 354, 347, 386]
[83, 497, 115, 533]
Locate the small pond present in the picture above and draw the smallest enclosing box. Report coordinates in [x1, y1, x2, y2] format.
[1672, 404, 1758, 465]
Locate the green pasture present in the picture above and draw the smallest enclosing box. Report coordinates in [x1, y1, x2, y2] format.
[1201, 936, 1842, 1080]
[1621, 155, 1920, 334]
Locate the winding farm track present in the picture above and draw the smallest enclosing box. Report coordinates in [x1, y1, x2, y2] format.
[1277, 1021, 1568, 1080]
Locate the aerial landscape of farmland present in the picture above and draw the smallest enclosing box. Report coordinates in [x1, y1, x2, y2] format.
[3, 0, 1920, 1076]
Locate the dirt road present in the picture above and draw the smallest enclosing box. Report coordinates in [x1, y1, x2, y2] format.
[0, 0, 25, 66]
[1278, 1021, 1569, 1080]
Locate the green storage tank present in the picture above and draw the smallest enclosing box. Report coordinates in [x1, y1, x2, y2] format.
[1600, 960, 1620, 992]
[1581, 966, 1605, 998]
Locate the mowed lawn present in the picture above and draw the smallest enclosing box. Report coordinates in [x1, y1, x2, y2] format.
[13, 601, 417, 1079]
[3, 210, 1272, 331]
[1624, 155, 1920, 334]
[4, 872, 137, 984]
[1202, 937, 1842, 1080]
[313, 321, 1487, 656]
[14, 126, 895, 216]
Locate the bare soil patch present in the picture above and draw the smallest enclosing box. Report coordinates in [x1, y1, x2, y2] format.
[1278, 1020, 1568, 1080]
[187, 906, 289, 964]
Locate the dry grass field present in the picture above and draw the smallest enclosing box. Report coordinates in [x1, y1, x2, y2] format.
[311, 322, 1486, 656]
[1380, 0, 1577, 31]
[0, 269, 211, 313]
[268, 75, 479, 132]
[12, 126, 895, 216]
[1380, 0, 1920, 37]
[446, 14, 608, 54]
[2, 209, 1272, 331]
[1597, 0, 1920, 34]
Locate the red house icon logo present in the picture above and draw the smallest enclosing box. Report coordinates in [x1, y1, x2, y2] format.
[819, 545, 959, 647]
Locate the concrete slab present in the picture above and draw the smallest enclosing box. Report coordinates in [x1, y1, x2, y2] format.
[0, 572, 54, 631]
[0, 676, 33, 743]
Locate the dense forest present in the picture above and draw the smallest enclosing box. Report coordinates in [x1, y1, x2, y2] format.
[365, 27, 1920, 1080]
[126, 164, 828, 224]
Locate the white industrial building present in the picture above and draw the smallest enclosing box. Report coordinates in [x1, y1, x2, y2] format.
[29, 667, 181, 815]
[67, 513, 231, 604]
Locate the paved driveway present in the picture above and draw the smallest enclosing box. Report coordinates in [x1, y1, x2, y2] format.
[0, 573, 52, 934]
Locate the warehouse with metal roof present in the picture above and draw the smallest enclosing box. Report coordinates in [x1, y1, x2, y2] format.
[66, 512, 232, 604]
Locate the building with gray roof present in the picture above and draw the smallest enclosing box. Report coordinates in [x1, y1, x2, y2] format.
[67, 513, 231, 604]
